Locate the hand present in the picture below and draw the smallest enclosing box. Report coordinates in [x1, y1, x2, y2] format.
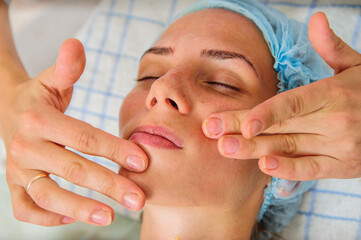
[202, 12, 361, 181]
[0, 39, 148, 226]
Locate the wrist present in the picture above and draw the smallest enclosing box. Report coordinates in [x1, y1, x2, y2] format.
[0, 1, 28, 82]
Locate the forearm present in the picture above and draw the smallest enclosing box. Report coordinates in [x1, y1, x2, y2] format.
[0, 1, 28, 86]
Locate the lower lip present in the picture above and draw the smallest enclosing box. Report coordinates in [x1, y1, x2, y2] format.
[129, 132, 180, 149]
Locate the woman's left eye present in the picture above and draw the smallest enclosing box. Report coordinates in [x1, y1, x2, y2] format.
[205, 81, 240, 92]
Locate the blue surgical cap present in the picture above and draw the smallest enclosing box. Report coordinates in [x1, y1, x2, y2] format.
[170, 0, 332, 237]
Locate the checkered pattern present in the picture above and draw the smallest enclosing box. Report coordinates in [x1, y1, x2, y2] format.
[0, 0, 360, 239]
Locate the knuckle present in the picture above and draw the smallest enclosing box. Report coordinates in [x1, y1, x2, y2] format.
[279, 135, 298, 156]
[77, 129, 98, 152]
[99, 175, 118, 198]
[247, 138, 257, 156]
[67, 202, 87, 221]
[18, 110, 43, 132]
[288, 94, 305, 117]
[63, 161, 87, 185]
[271, 118, 296, 133]
[33, 191, 51, 209]
[8, 134, 27, 158]
[343, 138, 359, 159]
[307, 158, 322, 179]
[231, 112, 242, 131]
[107, 142, 123, 162]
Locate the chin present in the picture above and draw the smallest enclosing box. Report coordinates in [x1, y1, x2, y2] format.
[118, 156, 212, 207]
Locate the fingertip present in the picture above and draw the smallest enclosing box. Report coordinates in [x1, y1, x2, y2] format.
[241, 108, 265, 138]
[126, 155, 147, 172]
[90, 207, 114, 226]
[260, 156, 279, 170]
[310, 11, 328, 26]
[309, 11, 332, 38]
[59, 38, 85, 61]
[54, 38, 86, 89]
[123, 192, 144, 211]
[61, 216, 77, 224]
[218, 135, 240, 156]
[246, 119, 264, 138]
[202, 117, 223, 138]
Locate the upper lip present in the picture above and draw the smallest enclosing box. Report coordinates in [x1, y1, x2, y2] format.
[129, 125, 184, 149]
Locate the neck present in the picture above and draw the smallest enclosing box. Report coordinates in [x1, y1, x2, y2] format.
[140, 203, 258, 240]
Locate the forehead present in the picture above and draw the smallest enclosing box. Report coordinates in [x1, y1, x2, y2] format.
[151, 8, 276, 87]
[156, 8, 268, 54]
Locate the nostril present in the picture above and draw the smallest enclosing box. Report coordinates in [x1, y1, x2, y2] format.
[151, 98, 157, 106]
[167, 98, 178, 110]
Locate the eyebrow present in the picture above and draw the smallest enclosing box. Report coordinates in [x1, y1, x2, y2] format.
[141, 47, 258, 77]
[141, 47, 173, 59]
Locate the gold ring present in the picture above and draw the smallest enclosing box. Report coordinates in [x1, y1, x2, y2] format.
[25, 173, 49, 194]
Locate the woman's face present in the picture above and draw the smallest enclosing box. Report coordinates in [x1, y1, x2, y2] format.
[119, 9, 278, 209]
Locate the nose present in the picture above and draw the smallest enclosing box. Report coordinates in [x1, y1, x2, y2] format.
[145, 72, 191, 115]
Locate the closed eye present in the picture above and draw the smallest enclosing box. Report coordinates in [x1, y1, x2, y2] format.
[205, 81, 240, 92]
[136, 77, 243, 93]
[136, 76, 159, 82]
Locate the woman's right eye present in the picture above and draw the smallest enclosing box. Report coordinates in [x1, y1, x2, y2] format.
[136, 76, 159, 82]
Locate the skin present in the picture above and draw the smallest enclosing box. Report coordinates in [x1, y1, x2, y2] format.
[2, 0, 361, 229]
[118, 9, 277, 239]
[0, 2, 148, 226]
[202, 12, 361, 180]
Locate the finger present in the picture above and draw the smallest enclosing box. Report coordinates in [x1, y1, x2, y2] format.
[203, 109, 329, 138]
[217, 133, 325, 159]
[9, 184, 75, 226]
[23, 174, 116, 226]
[262, 110, 328, 134]
[36, 38, 86, 92]
[17, 142, 145, 211]
[258, 155, 340, 181]
[239, 79, 332, 138]
[202, 110, 249, 138]
[309, 12, 361, 74]
[28, 107, 148, 172]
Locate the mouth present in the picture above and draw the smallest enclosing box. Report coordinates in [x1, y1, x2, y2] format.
[128, 125, 184, 149]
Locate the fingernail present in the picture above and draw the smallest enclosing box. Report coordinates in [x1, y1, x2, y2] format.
[123, 192, 140, 210]
[91, 209, 112, 226]
[62, 216, 76, 224]
[204, 117, 223, 137]
[262, 156, 279, 170]
[220, 136, 240, 154]
[126, 155, 145, 171]
[248, 120, 263, 138]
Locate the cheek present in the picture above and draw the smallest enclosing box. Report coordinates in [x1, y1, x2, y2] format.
[119, 89, 147, 137]
[188, 136, 263, 206]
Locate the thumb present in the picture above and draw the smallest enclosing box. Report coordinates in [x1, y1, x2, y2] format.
[37, 38, 86, 91]
[309, 12, 361, 74]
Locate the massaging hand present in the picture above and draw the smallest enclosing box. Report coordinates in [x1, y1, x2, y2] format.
[0, 39, 148, 226]
[202, 12, 361, 181]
